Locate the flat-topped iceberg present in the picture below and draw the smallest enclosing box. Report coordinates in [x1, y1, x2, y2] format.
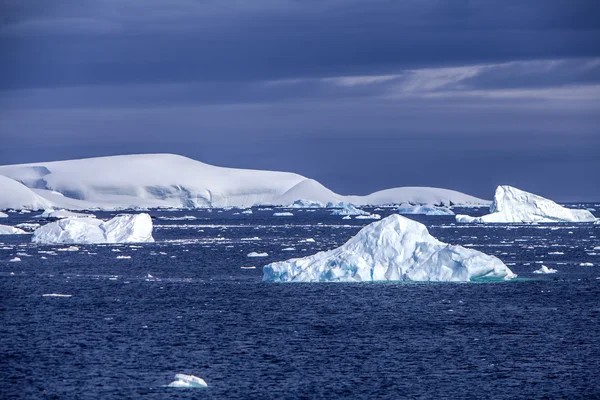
[263, 214, 515, 282]
[167, 374, 207, 388]
[32, 213, 154, 244]
[397, 203, 455, 216]
[0, 224, 27, 235]
[456, 186, 596, 223]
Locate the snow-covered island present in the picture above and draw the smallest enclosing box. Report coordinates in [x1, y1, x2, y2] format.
[32, 213, 154, 244]
[263, 214, 515, 283]
[456, 186, 596, 223]
[0, 154, 487, 210]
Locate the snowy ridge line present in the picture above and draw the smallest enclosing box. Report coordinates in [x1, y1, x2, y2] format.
[0, 153, 487, 210]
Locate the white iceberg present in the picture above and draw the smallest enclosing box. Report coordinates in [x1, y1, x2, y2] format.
[0, 154, 487, 210]
[330, 204, 369, 216]
[0, 224, 27, 235]
[167, 374, 207, 388]
[355, 213, 382, 220]
[263, 214, 515, 282]
[248, 252, 269, 257]
[288, 199, 325, 208]
[455, 186, 596, 223]
[0, 211, 7, 218]
[397, 203, 455, 216]
[273, 212, 294, 217]
[32, 213, 154, 244]
[533, 265, 558, 274]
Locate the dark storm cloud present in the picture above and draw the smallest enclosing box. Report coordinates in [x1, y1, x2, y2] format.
[1, 0, 600, 89]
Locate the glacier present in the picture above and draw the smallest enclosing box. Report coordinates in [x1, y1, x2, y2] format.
[0, 154, 487, 210]
[456, 185, 596, 223]
[32, 213, 154, 244]
[397, 203, 455, 216]
[263, 214, 515, 283]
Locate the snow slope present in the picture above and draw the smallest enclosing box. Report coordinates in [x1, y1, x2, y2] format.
[0, 175, 53, 210]
[32, 213, 154, 244]
[0, 154, 487, 210]
[455, 186, 596, 223]
[263, 214, 515, 282]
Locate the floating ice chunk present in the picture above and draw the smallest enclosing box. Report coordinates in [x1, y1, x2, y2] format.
[116, 255, 131, 259]
[263, 214, 515, 282]
[32, 213, 154, 244]
[330, 204, 368, 216]
[456, 186, 596, 223]
[355, 213, 381, 220]
[39, 209, 95, 219]
[167, 373, 207, 388]
[580, 262, 594, 267]
[241, 209, 253, 215]
[42, 293, 72, 297]
[342, 216, 352, 220]
[240, 237, 261, 241]
[397, 203, 455, 216]
[0, 211, 7, 218]
[15, 223, 41, 232]
[288, 199, 325, 208]
[8, 257, 21, 262]
[301, 238, 316, 243]
[548, 251, 564, 255]
[533, 265, 558, 274]
[241, 266, 256, 269]
[57, 246, 79, 252]
[248, 252, 269, 257]
[0, 224, 28, 235]
[282, 247, 296, 251]
[273, 212, 294, 217]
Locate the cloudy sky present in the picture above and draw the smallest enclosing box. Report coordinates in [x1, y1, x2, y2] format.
[1, 0, 599, 201]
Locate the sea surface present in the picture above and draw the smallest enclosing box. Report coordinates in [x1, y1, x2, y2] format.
[1, 206, 600, 399]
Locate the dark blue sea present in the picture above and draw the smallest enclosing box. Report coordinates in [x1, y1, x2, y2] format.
[1, 206, 600, 399]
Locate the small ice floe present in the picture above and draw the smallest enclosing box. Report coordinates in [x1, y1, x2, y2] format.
[342, 216, 352, 220]
[167, 373, 207, 388]
[116, 255, 131, 259]
[273, 212, 294, 217]
[111, 248, 121, 252]
[42, 293, 72, 297]
[240, 237, 261, 241]
[147, 273, 154, 278]
[241, 210, 253, 215]
[282, 247, 296, 251]
[240, 266, 256, 269]
[301, 238, 316, 243]
[580, 262, 594, 267]
[533, 265, 558, 274]
[247, 252, 269, 257]
[8, 257, 21, 262]
[355, 214, 381, 220]
[548, 251, 564, 255]
[57, 246, 80, 252]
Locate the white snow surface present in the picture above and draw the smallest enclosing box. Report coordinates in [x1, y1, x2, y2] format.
[0, 175, 53, 210]
[0, 154, 487, 210]
[455, 186, 596, 223]
[0, 224, 28, 235]
[167, 374, 207, 388]
[32, 213, 154, 244]
[263, 214, 515, 283]
[397, 203, 455, 216]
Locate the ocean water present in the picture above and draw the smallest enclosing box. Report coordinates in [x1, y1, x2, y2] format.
[1, 206, 600, 399]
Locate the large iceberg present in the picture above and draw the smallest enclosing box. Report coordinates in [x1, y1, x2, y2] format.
[0, 154, 487, 210]
[263, 214, 515, 282]
[456, 186, 596, 223]
[397, 203, 455, 216]
[32, 213, 154, 244]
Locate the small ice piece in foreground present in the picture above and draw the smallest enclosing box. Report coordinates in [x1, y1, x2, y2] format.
[248, 252, 269, 257]
[9, 257, 21, 262]
[273, 212, 294, 217]
[456, 186, 596, 223]
[580, 262, 594, 267]
[533, 265, 558, 274]
[168, 374, 207, 388]
[42, 293, 72, 297]
[263, 214, 515, 283]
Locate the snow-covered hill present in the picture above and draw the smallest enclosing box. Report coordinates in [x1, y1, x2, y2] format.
[0, 154, 487, 210]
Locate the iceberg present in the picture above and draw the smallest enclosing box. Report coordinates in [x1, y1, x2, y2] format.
[263, 214, 515, 282]
[455, 186, 596, 223]
[39, 209, 95, 219]
[397, 203, 455, 216]
[273, 212, 294, 217]
[330, 204, 369, 216]
[533, 265, 557, 274]
[288, 199, 325, 208]
[167, 374, 207, 388]
[32, 213, 154, 244]
[0, 224, 27, 235]
[247, 252, 269, 257]
[0, 154, 487, 210]
[0, 211, 7, 218]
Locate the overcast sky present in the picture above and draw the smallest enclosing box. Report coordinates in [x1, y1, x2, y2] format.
[1, 0, 599, 201]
